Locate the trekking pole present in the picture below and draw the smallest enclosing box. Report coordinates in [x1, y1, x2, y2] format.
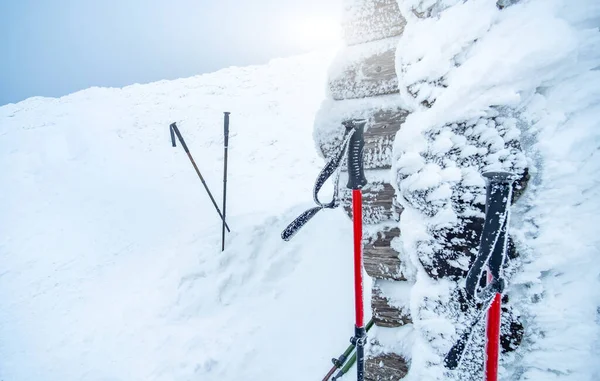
[478, 172, 514, 381]
[444, 172, 515, 380]
[324, 319, 375, 381]
[170, 122, 230, 232]
[221, 112, 230, 251]
[332, 351, 356, 381]
[344, 119, 368, 381]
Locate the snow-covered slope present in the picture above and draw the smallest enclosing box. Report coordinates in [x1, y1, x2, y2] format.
[0, 52, 367, 381]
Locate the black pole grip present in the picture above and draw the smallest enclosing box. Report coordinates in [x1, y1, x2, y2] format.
[224, 112, 230, 148]
[170, 122, 190, 153]
[465, 171, 515, 300]
[344, 119, 368, 190]
[170, 123, 176, 147]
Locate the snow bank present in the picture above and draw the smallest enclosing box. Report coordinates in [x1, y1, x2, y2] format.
[389, 0, 600, 380]
[0, 52, 368, 381]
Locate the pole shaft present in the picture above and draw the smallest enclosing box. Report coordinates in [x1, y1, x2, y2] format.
[187, 153, 230, 232]
[485, 291, 501, 381]
[352, 189, 364, 327]
[222, 112, 230, 251]
[356, 337, 365, 381]
[323, 366, 337, 381]
[171, 122, 230, 232]
[352, 189, 365, 381]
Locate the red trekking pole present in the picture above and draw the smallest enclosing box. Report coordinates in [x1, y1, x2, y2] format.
[444, 172, 515, 380]
[279, 119, 369, 380]
[486, 277, 502, 381]
[343, 119, 368, 381]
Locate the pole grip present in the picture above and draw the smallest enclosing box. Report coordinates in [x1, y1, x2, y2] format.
[224, 112, 230, 148]
[344, 119, 368, 190]
[465, 171, 515, 300]
[170, 122, 190, 153]
[170, 123, 176, 147]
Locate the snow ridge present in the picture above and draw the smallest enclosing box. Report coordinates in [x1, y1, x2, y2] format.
[0, 52, 365, 381]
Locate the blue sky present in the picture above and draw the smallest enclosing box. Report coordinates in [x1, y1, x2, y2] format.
[0, 0, 341, 106]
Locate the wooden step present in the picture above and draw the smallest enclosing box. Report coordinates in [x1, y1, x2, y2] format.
[343, 0, 407, 45]
[371, 280, 412, 327]
[317, 104, 408, 170]
[329, 37, 399, 100]
[365, 353, 409, 380]
[340, 181, 402, 225]
[364, 227, 406, 280]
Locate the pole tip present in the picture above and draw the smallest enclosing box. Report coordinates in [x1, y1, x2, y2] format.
[224, 112, 230, 115]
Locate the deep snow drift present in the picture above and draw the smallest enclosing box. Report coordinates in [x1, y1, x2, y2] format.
[0, 52, 371, 381]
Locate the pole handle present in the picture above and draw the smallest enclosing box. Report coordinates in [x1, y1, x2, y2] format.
[344, 119, 368, 190]
[465, 171, 515, 301]
[170, 123, 190, 153]
[224, 112, 230, 148]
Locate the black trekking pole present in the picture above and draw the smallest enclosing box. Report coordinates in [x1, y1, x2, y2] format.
[444, 171, 515, 377]
[323, 319, 375, 381]
[170, 122, 230, 232]
[221, 112, 230, 251]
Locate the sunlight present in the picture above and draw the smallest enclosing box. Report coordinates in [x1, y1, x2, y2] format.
[285, 15, 343, 50]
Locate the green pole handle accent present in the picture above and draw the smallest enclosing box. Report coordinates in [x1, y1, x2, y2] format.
[330, 319, 375, 380]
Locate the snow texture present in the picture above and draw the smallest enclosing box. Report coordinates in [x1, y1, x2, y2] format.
[0, 52, 377, 381]
[388, 0, 600, 380]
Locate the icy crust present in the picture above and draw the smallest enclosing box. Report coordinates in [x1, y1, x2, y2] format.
[508, 67, 600, 379]
[342, 0, 406, 45]
[399, 111, 527, 219]
[384, 0, 600, 380]
[328, 36, 400, 100]
[328, 35, 398, 80]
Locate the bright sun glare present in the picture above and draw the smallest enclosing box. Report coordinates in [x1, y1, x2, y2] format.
[286, 16, 343, 50]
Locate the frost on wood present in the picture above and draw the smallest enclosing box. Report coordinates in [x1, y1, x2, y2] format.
[393, 110, 528, 380]
[396, 111, 528, 279]
[329, 37, 400, 100]
[340, 181, 402, 224]
[365, 353, 409, 381]
[372, 280, 412, 327]
[314, 96, 408, 169]
[387, 1, 555, 379]
[342, 0, 407, 45]
[364, 227, 406, 280]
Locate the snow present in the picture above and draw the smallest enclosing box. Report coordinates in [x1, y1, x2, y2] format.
[388, 0, 600, 380]
[0, 51, 373, 381]
[1, 1, 599, 380]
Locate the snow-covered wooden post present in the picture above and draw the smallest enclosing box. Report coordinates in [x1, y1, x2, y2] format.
[314, 0, 412, 379]
[315, 1, 528, 380]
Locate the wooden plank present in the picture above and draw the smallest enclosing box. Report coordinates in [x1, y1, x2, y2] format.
[364, 227, 406, 280]
[340, 181, 402, 224]
[329, 38, 399, 100]
[343, 0, 407, 45]
[365, 353, 409, 381]
[372, 281, 412, 327]
[319, 107, 409, 170]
